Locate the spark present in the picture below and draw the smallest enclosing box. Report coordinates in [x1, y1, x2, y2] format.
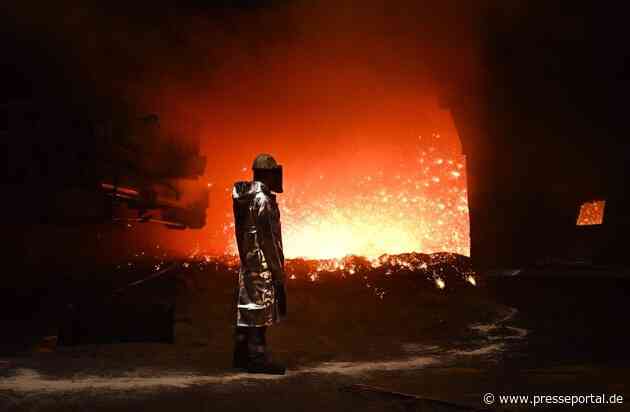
[435, 277, 446, 289]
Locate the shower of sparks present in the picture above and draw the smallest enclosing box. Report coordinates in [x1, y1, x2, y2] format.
[112, 250, 477, 305]
[115, 135, 475, 300]
[285, 253, 477, 293]
[223, 136, 469, 259]
[576, 200, 606, 226]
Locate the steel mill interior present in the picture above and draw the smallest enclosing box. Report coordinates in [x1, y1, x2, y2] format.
[1, 1, 629, 411]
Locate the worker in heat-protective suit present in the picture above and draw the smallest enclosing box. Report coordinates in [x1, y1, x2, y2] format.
[232, 154, 287, 375]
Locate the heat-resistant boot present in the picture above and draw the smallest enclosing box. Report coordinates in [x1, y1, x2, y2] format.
[246, 327, 286, 375]
[233, 327, 249, 369]
[247, 346, 286, 375]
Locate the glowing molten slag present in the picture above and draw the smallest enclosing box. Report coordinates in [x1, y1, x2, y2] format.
[225, 138, 470, 259]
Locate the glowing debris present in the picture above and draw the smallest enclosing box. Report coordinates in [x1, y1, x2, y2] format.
[435, 278, 446, 289]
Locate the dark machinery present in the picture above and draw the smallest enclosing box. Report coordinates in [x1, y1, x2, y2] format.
[1, 101, 208, 230]
[0, 99, 209, 349]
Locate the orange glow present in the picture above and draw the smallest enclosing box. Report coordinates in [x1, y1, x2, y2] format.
[465, 274, 477, 286]
[576, 200, 606, 226]
[435, 277, 446, 289]
[5, 0, 484, 266]
[84, 1, 482, 262]
[224, 135, 470, 259]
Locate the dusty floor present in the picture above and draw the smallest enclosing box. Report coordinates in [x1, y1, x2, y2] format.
[1, 260, 629, 411]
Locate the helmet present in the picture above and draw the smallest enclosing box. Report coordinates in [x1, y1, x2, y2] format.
[252, 153, 279, 170]
[252, 153, 283, 193]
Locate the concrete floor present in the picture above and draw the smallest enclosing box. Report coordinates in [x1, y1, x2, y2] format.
[1, 263, 629, 411]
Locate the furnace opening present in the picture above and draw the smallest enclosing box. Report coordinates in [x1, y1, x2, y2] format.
[576, 200, 606, 226]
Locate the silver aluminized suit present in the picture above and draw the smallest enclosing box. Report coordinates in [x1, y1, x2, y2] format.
[232, 180, 286, 327]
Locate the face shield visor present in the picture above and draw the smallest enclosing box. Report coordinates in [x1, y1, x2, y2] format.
[254, 165, 283, 193]
[271, 165, 283, 193]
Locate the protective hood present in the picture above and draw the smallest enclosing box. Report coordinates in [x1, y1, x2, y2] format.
[232, 181, 271, 201]
[252, 154, 283, 193]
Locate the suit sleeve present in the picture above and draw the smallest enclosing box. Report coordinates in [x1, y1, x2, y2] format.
[254, 195, 285, 283]
[232, 197, 246, 265]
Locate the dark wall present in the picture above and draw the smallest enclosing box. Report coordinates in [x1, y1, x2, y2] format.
[449, 2, 630, 268]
